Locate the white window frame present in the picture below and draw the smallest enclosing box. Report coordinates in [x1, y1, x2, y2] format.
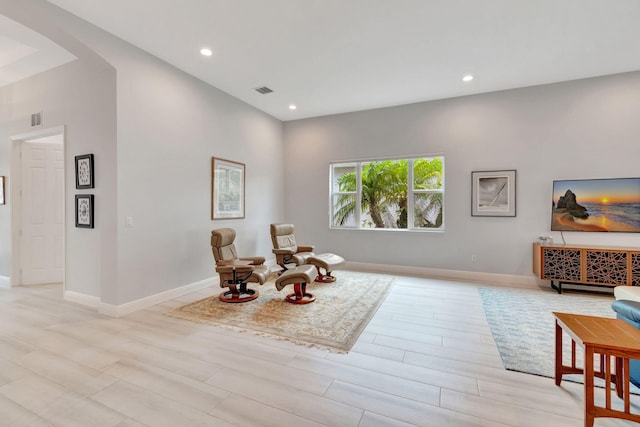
[329, 155, 445, 231]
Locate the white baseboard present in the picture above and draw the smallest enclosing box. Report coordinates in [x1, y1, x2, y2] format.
[0, 276, 10, 288]
[64, 290, 101, 308]
[344, 261, 538, 288]
[98, 276, 218, 317]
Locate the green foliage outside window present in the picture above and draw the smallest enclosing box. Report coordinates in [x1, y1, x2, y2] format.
[331, 157, 444, 230]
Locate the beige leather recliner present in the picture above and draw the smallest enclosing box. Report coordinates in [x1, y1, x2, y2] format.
[269, 223, 315, 273]
[211, 228, 270, 302]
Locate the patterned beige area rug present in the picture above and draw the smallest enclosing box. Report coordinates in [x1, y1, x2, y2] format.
[478, 287, 640, 393]
[166, 270, 395, 352]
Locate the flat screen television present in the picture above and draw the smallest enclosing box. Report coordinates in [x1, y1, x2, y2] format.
[551, 178, 640, 232]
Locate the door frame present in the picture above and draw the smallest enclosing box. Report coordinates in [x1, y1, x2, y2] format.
[10, 126, 66, 288]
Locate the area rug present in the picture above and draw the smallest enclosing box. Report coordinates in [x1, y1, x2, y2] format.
[166, 270, 395, 352]
[479, 287, 617, 382]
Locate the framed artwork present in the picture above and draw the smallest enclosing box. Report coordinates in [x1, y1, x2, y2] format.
[212, 157, 245, 219]
[75, 194, 94, 228]
[471, 170, 516, 217]
[0, 176, 4, 205]
[75, 154, 94, 189]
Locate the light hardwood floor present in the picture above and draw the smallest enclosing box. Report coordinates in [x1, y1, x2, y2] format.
[0, 274, 638, 426]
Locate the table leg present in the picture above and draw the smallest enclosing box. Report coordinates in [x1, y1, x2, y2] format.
[616, 356, 623, 399]
[555, 320, 563, 386]
[584, 345, 595, 427]
[605, 354, 611, 411]
[624, 358, 631, 414]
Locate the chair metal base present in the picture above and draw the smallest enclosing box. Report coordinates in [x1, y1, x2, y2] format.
[219, 286, 259, 303]
[314, 273, 336, 283]
[285, 283, 315, 304]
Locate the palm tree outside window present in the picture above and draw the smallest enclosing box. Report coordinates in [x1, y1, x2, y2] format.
[330, 156, 444, 230]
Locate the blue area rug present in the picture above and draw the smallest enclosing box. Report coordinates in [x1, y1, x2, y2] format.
[479, 287, 616, 380]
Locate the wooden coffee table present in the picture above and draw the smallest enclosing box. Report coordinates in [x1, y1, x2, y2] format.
[553, 312, 640, 427]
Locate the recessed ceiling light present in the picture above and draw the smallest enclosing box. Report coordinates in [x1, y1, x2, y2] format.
[200, 48, 213, 57]
[462, 74, 474, 82]
[289, 104, 297, 110]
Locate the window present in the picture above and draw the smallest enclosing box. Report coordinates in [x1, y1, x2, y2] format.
[330, 156, 444, 230]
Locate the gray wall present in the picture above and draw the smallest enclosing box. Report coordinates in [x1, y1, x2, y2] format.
[3, 0, 640, 302]
[1, 0, 284, 305]
[109, 42, 284, 304]
[283, 71, 640, 277]
[0, 60, 117, 298]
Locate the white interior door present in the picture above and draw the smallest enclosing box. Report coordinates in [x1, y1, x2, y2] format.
[20, 140, 64, 285]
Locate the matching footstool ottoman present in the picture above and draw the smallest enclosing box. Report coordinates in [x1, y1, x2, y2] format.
[275, 264, 316, 304]
[307, 253, 345, 283]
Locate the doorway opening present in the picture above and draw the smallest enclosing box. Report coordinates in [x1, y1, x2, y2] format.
[10, 126, 65, 290]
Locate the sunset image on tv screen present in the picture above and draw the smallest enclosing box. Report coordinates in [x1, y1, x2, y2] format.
[551, 178, 640, 232]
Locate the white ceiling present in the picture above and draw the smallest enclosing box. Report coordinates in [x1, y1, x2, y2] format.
[0, 14, 76, 88]
[10, 1, 640, 121]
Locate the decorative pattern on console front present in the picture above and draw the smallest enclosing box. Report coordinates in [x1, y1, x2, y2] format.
[542, 249, 581, 282]
[586, 251, 628, 285]
[632, 253, 640, 286]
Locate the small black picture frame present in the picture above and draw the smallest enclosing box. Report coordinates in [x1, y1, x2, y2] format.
[75, 154, 94, 189]
[75, 194, 94, 228]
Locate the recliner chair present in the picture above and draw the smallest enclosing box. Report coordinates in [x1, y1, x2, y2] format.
[211, 228, 270, 302]
[269, 223, 315, 273]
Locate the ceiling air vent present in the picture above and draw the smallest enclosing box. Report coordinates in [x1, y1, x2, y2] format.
[254, 86, 274, 94]
[30, 112, 42, 127]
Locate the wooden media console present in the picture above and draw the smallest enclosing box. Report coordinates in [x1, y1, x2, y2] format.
[533, 243, 640, 293]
